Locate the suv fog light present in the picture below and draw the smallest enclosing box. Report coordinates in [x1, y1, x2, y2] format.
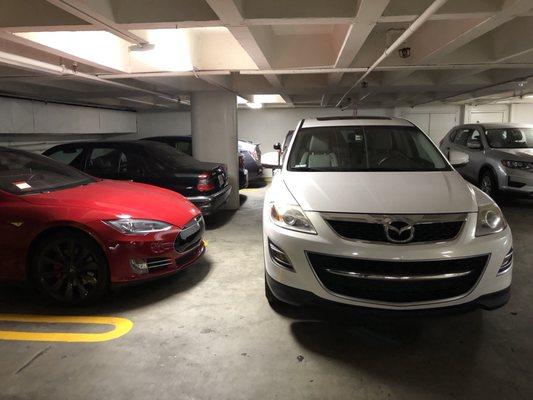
[130, 258, 149, 274]
[268, 240, 293, 270]
[497, 249, 513, 275]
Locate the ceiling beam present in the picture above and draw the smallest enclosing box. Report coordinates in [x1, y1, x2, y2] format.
[327, 0, 390, 87]
[44, 0, 147, 45]
[204, 0, 292, 106]
[383, 0, 533, 86]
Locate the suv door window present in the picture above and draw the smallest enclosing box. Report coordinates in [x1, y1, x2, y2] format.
[46, 146, 85, 169]
[453, 129, 471, 147]
[467, 129, 482, 148]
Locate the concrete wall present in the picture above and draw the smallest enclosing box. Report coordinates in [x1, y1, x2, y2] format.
[510, 104, 533, 124]
[137, 103, 533, 151]
[0, 97, 137, 152]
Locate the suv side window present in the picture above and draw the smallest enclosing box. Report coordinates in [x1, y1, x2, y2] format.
[46, 146, 85, 169]
[453, 129, 471, 147]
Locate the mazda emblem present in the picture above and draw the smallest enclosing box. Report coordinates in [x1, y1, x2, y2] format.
[383, 219, 415, 244]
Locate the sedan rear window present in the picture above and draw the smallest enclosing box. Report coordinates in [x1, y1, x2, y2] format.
[485, 128, 533, 148]
[287, 125, 450, 172]
[0, 147, 95, 194]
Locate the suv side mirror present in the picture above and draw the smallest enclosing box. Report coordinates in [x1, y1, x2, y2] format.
[467, 140, 482, 150]
[449, 150, 469, 167]
[273, 142, 281, 151]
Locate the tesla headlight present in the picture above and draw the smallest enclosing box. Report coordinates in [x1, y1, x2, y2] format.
[270, 202, 316, 234]
[475, 204, 506, 237]
[103, 219, 172, 235]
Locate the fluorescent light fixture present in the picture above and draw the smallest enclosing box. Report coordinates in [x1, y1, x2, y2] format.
[129, 29, 193, 72]
[246, 102, 263, 109]
[253, 94, 286, 104]
[523, 94, 533, 99]
[15, 31, 131, 72]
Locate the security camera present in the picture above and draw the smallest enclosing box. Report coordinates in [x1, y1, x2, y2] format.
[399, 47, 411, 58]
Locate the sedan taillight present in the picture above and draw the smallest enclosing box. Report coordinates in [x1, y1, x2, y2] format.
[197, 172, 215, 192]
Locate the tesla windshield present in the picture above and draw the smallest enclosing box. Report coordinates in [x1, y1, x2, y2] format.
[485, 128, 533, 149]
[287, 125, 450, 172]
[0, 147, 95, 194]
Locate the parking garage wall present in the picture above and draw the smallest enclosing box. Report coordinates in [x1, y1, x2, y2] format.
[0, 97, 137, 153]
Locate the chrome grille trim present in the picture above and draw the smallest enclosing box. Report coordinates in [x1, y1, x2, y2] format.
[325, 268, 472, 281]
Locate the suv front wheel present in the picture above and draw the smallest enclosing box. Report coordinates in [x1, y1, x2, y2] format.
[480, 170, 498, 198]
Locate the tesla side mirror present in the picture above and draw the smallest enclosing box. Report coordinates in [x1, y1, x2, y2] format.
[467, 140, 482, 150]
[449, 150, 469, 167]
[273, 143, 282, 151]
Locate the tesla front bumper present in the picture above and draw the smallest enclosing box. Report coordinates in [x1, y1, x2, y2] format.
[263, 210, 513, 311]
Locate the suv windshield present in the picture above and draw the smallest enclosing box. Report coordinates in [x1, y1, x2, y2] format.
[0, 147, 95, 194]
[485, 128, 533, 148]
[287, 125, 450, 172]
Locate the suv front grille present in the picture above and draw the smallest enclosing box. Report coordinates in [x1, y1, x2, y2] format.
[323, 213, 466, 244]
[307, 252, 488, 303]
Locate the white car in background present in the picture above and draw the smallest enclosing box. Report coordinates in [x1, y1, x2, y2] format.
[263, 116, 513, 311]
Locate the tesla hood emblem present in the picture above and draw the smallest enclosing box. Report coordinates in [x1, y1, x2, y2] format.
[383, 219, 415, 244]
[9, 221, 24, 228]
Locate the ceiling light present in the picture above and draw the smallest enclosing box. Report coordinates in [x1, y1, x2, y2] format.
[253, 94, 286, 104]
[246, 102, 263, 109]
[237, 96, 248, 104]
[523, 94, 533, 99]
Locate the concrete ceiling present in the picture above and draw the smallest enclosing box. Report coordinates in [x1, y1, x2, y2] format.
[0, 0, 533, 111]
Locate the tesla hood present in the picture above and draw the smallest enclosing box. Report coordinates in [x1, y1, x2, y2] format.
[283, 171, 478, 214]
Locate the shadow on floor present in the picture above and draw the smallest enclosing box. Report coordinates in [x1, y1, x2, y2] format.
[0, 257, 212, 315]
[247, 179, 269, 189]
[272, 302, 495, 397]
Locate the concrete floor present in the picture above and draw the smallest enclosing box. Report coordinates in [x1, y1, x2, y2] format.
[0, 184, 532, 400]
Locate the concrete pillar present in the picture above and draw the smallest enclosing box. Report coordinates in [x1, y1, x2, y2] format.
[191, 91, 239, 210]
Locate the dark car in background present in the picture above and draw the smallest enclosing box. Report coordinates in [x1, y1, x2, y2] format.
[144, 136, 262, 185]
[43, 141, 232, 215]
[237, 140, 263, 182]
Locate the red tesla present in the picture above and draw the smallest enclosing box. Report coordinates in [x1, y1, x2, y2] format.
[0, 146, 205, 304]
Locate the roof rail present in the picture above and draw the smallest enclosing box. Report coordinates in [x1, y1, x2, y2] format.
[315, 116, 392, 121]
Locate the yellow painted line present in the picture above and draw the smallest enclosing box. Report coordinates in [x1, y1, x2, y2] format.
[0, 314, 133, 343]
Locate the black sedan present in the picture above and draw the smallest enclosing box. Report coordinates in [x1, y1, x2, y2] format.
[142, 136, 253, 187]
[43, 141, 232, 215]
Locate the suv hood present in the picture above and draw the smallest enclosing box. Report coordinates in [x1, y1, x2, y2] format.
[283, 171, 477, 214]
[490, 148, 533, 161]
[21, 180, 199, 228]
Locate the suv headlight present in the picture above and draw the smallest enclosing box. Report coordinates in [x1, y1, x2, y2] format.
[270, 202, 316, 234]
[475, 204, 507, 237]
[103, 219, 172, 235]
[501, 160, 532, 171]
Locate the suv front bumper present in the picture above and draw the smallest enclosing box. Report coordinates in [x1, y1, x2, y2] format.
[263, 209, 513, 311]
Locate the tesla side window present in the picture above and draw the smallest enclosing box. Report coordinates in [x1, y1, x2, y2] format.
[287, 126, 450, 172]
[0, 147, 94, 194]
[47, 146, 84, 169]
[485, 128, 533, 148]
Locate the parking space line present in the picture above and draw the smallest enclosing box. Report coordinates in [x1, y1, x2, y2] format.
[0, 314, 133, 343]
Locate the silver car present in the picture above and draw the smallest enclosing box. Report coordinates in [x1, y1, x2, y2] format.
[439, 123, 533, 198]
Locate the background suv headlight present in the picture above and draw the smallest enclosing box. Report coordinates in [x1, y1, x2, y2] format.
[501, 160, 532, 171]
[475, 204, 507, 237]
[270, 202, 316, 234]
[104, 219, 172, 235]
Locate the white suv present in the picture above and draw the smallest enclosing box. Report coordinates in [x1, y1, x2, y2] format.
[263, 117, 513, 311]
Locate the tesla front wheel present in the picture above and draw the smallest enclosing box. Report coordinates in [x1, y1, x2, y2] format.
[32, 231, 109, 305]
